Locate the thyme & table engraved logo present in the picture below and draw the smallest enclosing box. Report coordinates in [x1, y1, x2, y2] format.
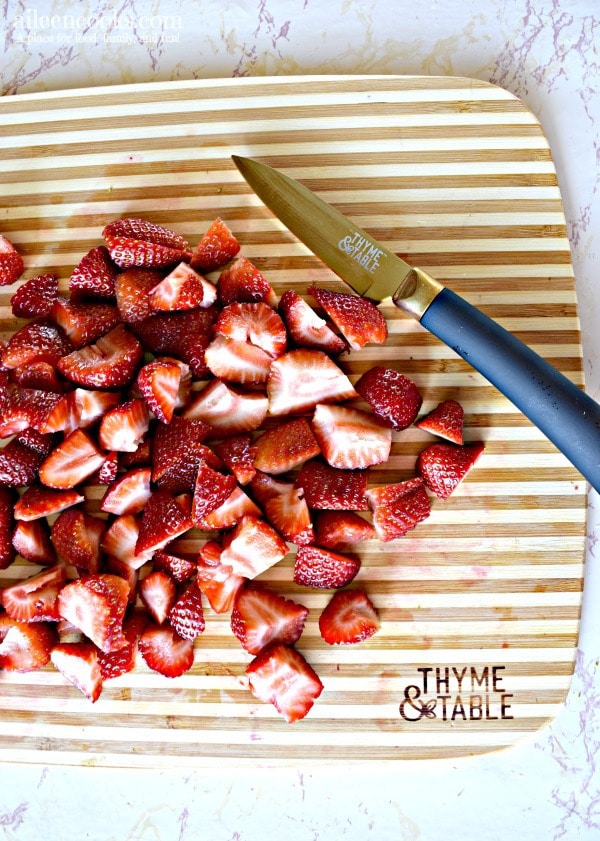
[11, 8, 182, 46]
[338, 231, 385, 274]
[399, 665, 514, 722]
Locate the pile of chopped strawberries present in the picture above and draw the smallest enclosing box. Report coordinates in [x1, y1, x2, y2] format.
[0, 219, 484, 723]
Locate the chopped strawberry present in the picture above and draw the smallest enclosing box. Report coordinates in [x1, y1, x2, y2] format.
[131, 306, 218, 378]
[355, 366, 422, 431]
[151, 415, 216, 494]
[100, 467, 152, 515]
[196, 539, 247, 613]
[205, 334, 274, 385]
[213, 435, 258, 485]
[1, 319, 72, 370]
[39, 428, 106, 490]
[0, 487, 16, 569]
[135, 490, 193, 555]
[10, 360, 65, 392]
[417, 441, 485, 499]
[149, 262, 217, 311]
[97, 610, 148, 680]
[183, 379, 268, 437]
[11, 273, 58, 318]
[57, 573, 130, 653]
[0, 438, 46, 487]
[318, 588, 379, 645]
[200, 486, 261, 530]
[100, 514, 154, 570]
[103, 218, 192, 268]
[105, 555, 139, 604]
[14, 426, 55, 456]
[253, 417, 321, 475]
[366, 477, 431, 541]
[415, 399, 465, 445]
[295, 458, 369, 510]
[217, 257, 277, 307]
[246, 642, 323, 723]
[50, 641, 103, 702]
[308, 286, 387, 350]
[267, 349, 357, 416]
[278, 289, 346, 354]
[153, 549, 197, 584]
[1, 563, 66, 622]
[97, 451, 119, 484]
[190, 218, 240, 272]
[0, 235, 25, 286]
[139, 570, 177, 625]
[12, 519, 57, 565]
[220, 514, 288, 579]
[168, 582, 205, 641]
[254, 476, 314, 545]
[313, 510, 375, 549]
[51, 508, 106, 573]
[57, 323, 144, 389]
[44, 388, 122, 435]
[14, 484, 84, 520]
[216, 302, 287, 358]
[293, 545, 360, 589]
[231, 584, 308, 655]
[138, 624, 195, 678]
[114, 267, 165, 324]
[50, 298, 121, 349]
[0, 616, 56, 671]
[137, 358, 191, 423]
[98, 398, 150, 453]
[191, 462, 237, 528]
[69, 245, 118, 301]
[0, 384, 63, 437]
[311, 403, 392, 470]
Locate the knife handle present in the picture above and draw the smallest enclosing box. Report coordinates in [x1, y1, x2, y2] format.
[417, 286, 600, 493]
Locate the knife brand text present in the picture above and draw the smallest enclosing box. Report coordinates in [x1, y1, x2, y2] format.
[338, 232, 385, 274]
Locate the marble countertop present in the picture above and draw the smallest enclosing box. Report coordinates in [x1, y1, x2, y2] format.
[1, 1, 599, 838]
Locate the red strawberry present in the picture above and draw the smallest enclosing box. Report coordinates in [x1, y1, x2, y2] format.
[231, 584, 308, 655]
[139, 570, 177, 625]
[295, 458, 369, 510]
[98, 398, 150, 452]
[217, 257, 277, 307]
[246, 642, 323, 723]
[0, 487, 16, 569]
[196, 539, 247, 613]
[135, 490, 192, 555]
[308, 286, 387, 350]
[0, 563, 66, 622]
[0, 385, 63, 437]
[417, 441, 485, 499]
[278, 289, 346, 354]
[415, 399, 464, 445]
[0, 616, 56, 671]
[12, 519, 57, 565]
[14, 485, 84, 520]
[50, 298, 121, 348]
[318, 589, 379, 645]
[10, 360, 64, 392]
[168, 582, 205, 641]
[100, 467, 152, 515]
[183, 378, 268, 437]
[39, 429, 106, 490]
[149, 262, 217, 311]
[131, 306, 218, 378]
[355, 366, 422, 431]
[213, 435, 258, 485]
[151, 415, 216, 494]
[216, 302, 287, 358]
[114, 267, 165, 323]
[100, 514, 154, 570]
[14, 426, 55, 456]
[153, 549, 197, 584]
[1, 319, 72, 369]
[44, 388, 122, 435]
[97, 451, 119, 484]
[0, 437, 46, 487]
[220, 514, 288, 579]
[204, 334, 274, 385]
[57, 573, 130, 653]
[366, 478, 431, 541]
[311, 403, 392, 470]
[191, 462, 237, 528]
[50, 641, 103, 702]
[0, 236, 25, 286]
[11, 273, 58, 317]
[97, 610, 149, 680]
[103, 218, 192, 268]
[251, 474, 314, 545]
[136, 358, 191, 423]
[200, 486, 261, 530]
[105, 555, 139, 604]
[267, 349, 357, 416]
[51, 508, 106, 573]
[253, 417, 321, 475]
[293, 545, 360, 589]
[313, 510, 375, 549]
[57, 323, 144, 389]
[190, 218, 240, 272]
[138, 624, 195, 678]
[69, 245, 118, 301]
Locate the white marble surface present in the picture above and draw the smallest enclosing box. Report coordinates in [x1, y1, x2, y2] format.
[1, 0, 599, 838]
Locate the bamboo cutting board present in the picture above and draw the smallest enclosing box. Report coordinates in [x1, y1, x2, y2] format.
[0, 76, 587, 767]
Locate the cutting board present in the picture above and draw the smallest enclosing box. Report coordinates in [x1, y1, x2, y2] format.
[0, 76, 586, 767]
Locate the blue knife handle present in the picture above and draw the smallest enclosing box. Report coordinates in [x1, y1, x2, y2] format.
[419, 287, 600, 493]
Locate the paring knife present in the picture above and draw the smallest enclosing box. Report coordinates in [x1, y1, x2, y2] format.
[232, 155, 600, 494]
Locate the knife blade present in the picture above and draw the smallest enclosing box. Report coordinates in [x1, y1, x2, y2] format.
[232, 155, 600, 494]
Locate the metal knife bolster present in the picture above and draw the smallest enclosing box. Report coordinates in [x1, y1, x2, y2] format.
[364, 267, 445, 320]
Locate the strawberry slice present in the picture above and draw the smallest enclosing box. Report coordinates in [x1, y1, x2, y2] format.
[50, 298, 121, 349]
[135, 490, 193, 555]
[98, 398, 150, 452]
[190, 218, 240, 272]
[0, 616, 56, 671]
[39, 429, 106, 490]
[97, 610, 149, 680]
[313, 510, 375, 549]
[278, 289, 346, 354]
[151, 415, 216, 494]
[366, 477, 431, 541]
[253, 417, 321, 475]
[417, 441, 485, 499]
[115, 267, 165, 324]
[100, 514, 154, 570]
[0, 236, 25, 286]
[1, 319, 72, 369]
[50, 641, 103, 702]
[196, 540, 247, 613]
[1, 563, 66, 622]
[220, 514, 288, 579]
[14, 485, 85, 521]
[231, 584, 308, 655]
[183, 378, 269, 437]
[10, 360, 64, 393]
[105, 555, 139, 604]
[251, 473, 314, 545]
[57, 573, 130, 653]
[308, 286, 387, 350]
[355, 366, 423, 431]
[137, 358, 191, 423]
[200, 486, 262, 530]
[216, 302, 287, 358]
[267, 349, 357, 416]
[149, 262, 217, 311]
[204, 333, 274, 385]
[69, 245, 118, 301]
[153, 549, 197, 584]
[217, 257, 277, 307]
[139, 570, 177, 625]
[293, 545, 360, 589]
[11, 273, 58, 318]
[191, 462, 237, 528]
[12, 519, 57, 565]
[0, 437, 46, 487]
[0, 385, 63, 437]
[131, 306, 218, 378]
[57, 323, 144, 389]
[246, 642, 323, 723]
[311, 403, 392, 470]
[103, 218, 192, 268]
[213, 435, 258, 485]
[415, 399, 465, 445]
[295, 458, 369, 510]
[138, 624, 195, 678]
[51, 508, 106, 573]
[100, 467, 152, 515]
[43, 388, 122, 435]
[168, 582, 205, 641]
[14, 426, 55, 457]
[0, 487, 16, 569]
[97, 451, 119, 484]
[318, 589, 380, 645]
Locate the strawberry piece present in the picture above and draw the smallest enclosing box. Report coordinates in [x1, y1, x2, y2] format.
[0, 616, 56, 671]
[97, 451, 119, 484]
[44, 388, 122, 435]
[100, 467, 152, 515]
[137, 358, 191, 423]
[132, 306, 218, 378]
[278, 289, 346, 354]
[267, 349, 357, 416]
[217, 257, 277, 307]
[216, 302, 287, 358]
[50, 641, 103, 702]
[253, 417, 321, 475]
[0, 384, 63, 438]
[355, 366, 423, 431]
[183, 378, 268, 437]
[168, 582, 205, 641]
[205, 333, 274, 385]
[98, 398, 150, 452]
[311, 403, 392, 470]
[220, 514, 288, 579]
[308, 286, 387, 350]
[105, 555, 139, 604]
[135, 490, 192, 555]
[295, 458, 369, 510]
[213, 435, 258, 485]
[231, 584, 308, 655]
[57, 573, 130, 653]
[366, 477, 431, 541]
[1, 319, 72, 369]
[97, 610, 148, 680]
[246, 642, 323, 723]
[69, 245, 118, 301]
[0, 438, 45, 487]
[51, 508, 106, 573]
[318, 589, 379, 645]
[191, 462, 237, 528]
[190, 218, 240, 272]
[14, 485, 84, 520]
[294, 545, 360, 589]
[251, 474, 314, 545]
[417, 441, 485, 499]
[149, 262, 217, 311]
[313, 510, 375, 549]
[10, 360, 65, 393]
[114, 267, 164, 323]
[139, 570, 177, 625]
[11, 273, 58, 318]
[100, 514, 154, 570]
[14, 426, 55, 456]
[50, 298, 121, 349]
[153, 550, 197, 584]
[39, 428, 106, 489]
[103, 218, 192, 268]
[57, 323, 144, 389]
[151, 415, 216, 494]
[0, 236, 25, 286]
[0, 487, 16, 569]
[138, 624, 195, 678]
[196, 540, 247, 613]
[12, 519, 56, 565]
[415, 399, 465, 445]
[200, 486, 261, 530]
[1, 563, 67, 622]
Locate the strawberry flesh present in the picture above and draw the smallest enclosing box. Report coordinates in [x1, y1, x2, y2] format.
[246, 642, 323, 723]
[308, 286, 387, 350]
[50, 641, 103, 702]
[57, 574, 130, 653]
[415, 399, 465, 445]
[231, 584, 308, 655]
[190, 217, 240, 272]
[318, 589, 379, 645]
[138, 624, 195, 678]
[366, 478, 431, 541]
